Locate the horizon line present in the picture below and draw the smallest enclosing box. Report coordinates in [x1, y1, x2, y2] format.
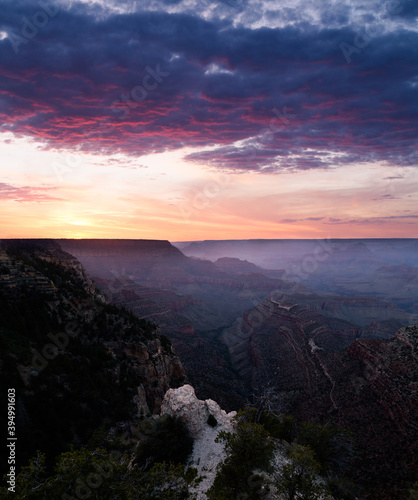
[2, 237, 418, 242]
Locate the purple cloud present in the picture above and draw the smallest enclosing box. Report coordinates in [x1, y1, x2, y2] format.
[0, 1, 416, 173]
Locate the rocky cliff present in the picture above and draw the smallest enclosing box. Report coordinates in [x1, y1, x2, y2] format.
[57, 238, 222, 284]
[0, 239, 187, 471]
[53, 239, 307, 411]
[224, 298, 418, 498]
[223, 298, 373, 387]
[58, 239, 412, 414]
[161, 384, 236, 439]
[214, 257, 268, 275]
[315, 326, 418, 498]
[55, 239, 301, 330]
[161, 384, 236, 498]
[279, 292, 411, 330]
[178, 239, 418, 318]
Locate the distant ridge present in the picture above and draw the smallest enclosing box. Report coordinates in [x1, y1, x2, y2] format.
[57, 238, 177, 253]
[0, 239, 60, 251]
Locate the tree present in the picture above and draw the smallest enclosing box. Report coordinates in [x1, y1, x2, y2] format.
[0, 448, 196, 499]
[3, 451, 48, 499]
[247, 383, 283, 423]
[136, 415, 193, 467]
[207, 421, 274, 499]
[297, 422, 355, 475]
[409, 483, 418, 500]
[274, 443, 327, 500]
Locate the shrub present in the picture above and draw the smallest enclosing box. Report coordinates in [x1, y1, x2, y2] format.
[409, 483, 418, 500]
[297, 422, 355, 474]
[235, 407, 297, 443]
[259, 411, 298, 443]
[208, 421, 274, 499]
[136, 415, 194, 467]
[0, 449, 196, 499]
[274, 443, 326, 500]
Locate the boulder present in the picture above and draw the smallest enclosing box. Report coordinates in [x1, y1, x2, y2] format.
[161, 384, 236, 439]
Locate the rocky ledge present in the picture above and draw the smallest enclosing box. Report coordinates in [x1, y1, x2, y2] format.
[161, 384, 236, 498]
[161, 384, 236, 439]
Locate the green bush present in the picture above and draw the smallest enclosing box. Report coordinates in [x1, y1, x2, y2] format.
[275, 443, 326, 500]
[235, 407, 298, 443]
[0, 449, 195, 499]
[259, 411, 298, 443]
[297, 421, 355, 474]
[136, 415, 194, 467]
[208, 420, 274, 499]
[409, 483, 418, 500]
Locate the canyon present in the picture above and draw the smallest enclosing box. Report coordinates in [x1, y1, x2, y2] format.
[0, 239, 187, 470]
[0, 238, 417, 498]
[224, 298, 418, 498]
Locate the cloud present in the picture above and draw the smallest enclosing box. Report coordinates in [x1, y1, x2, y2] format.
[0, 182, 62, 203]
[280, 218, 298, 223]
[325, 214, 418, 224]
[279, 216, 325, 223]
[0, 1, 416, 173]
[396, 0, 418, 20]
[278, 214, 418, 226]
[371, 194, 399, 200]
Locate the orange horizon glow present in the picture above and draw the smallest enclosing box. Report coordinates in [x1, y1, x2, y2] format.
[1, 2, 417, 243]
[1, 136, 418, 241]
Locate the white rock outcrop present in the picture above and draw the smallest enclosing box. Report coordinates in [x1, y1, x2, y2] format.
[161, 384, 237, 498]
[160, 385, 334, 500]
[160, 384, 236, 439]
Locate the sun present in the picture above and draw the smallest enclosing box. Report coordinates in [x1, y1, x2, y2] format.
[67, 220, 89, 226]
[55, 219, 93, 238]
[57, 218, 90, 227]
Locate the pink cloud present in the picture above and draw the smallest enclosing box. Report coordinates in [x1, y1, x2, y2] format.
[0, 183, 63, 203]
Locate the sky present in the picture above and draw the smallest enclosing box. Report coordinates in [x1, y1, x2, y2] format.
[0, 0, 417, 240]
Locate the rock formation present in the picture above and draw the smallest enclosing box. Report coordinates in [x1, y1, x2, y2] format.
[0, 239, 187, 471]
[161, 384, 236, 439]
[224, 298, 418, 499]
[161, 384, 236, 498]
[178, 239, 418, 316]
[53, 239, 303, 411]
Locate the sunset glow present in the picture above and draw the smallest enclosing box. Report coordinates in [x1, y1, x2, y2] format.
[1, 0, 417, 240]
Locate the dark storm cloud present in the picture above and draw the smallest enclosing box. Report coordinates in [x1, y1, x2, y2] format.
[0, 0, 417, 171]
